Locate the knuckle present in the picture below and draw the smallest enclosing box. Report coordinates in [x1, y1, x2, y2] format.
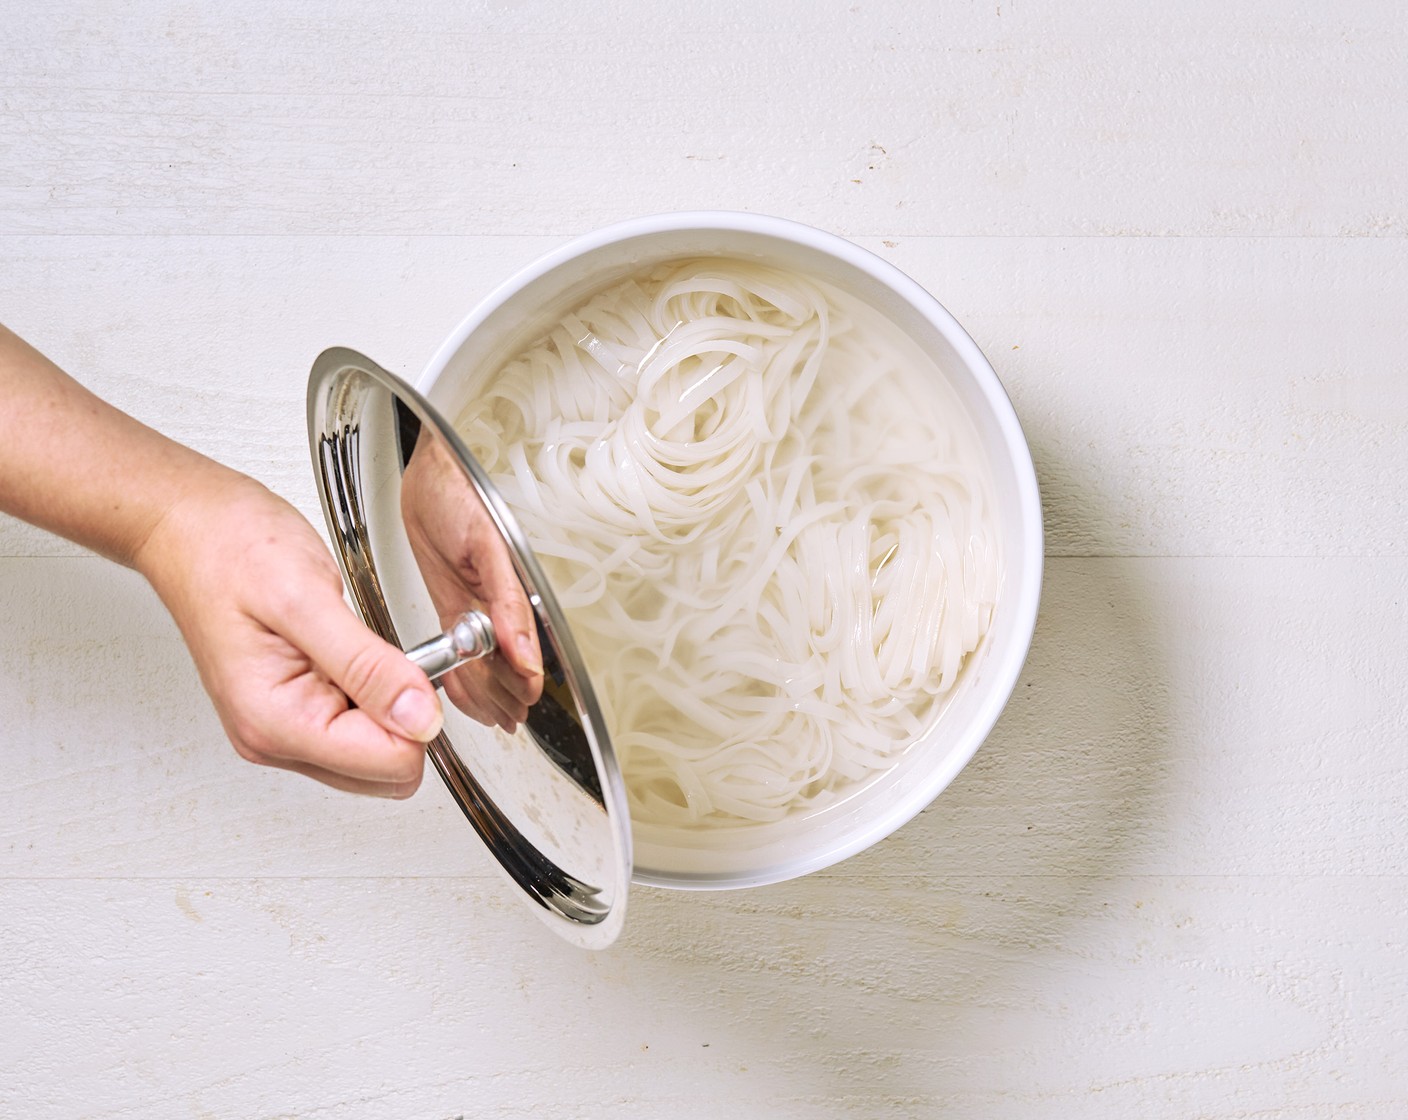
[340, 642, 393, 705]
[227, 717, 275, 764]
[261, 558, 341, 627]
[261, 571, 310, 620]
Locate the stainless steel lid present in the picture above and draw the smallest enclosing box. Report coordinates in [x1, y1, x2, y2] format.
[307, 347, 631, 949]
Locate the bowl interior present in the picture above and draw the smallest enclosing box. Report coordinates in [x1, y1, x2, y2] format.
[419, 217, 1042, 889]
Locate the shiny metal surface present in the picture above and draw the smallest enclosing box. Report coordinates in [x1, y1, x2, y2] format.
[306, 347, 631, 949]
[405, 609, 496, 681]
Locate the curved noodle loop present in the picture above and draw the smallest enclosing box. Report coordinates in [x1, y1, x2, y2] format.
[458, 260, 999, 827]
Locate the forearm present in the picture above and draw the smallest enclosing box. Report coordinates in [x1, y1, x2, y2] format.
[1, 324, 454, 793]
[0, 323, 239, 568]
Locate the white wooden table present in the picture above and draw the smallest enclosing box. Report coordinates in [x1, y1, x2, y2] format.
[3, 3, 1405, 1116]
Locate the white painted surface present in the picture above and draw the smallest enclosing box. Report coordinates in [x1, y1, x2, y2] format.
[2, 2, 1405, 1116]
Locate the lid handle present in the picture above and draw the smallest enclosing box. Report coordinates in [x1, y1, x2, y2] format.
[405, 610, 496, 681]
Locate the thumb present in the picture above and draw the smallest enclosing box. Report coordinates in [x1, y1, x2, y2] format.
[281, 585, 444, 742]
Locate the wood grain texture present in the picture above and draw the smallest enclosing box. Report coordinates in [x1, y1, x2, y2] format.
[4, 235, 1405, 560]
[4, 555, 1405, 880]
[2, 0, 1406, 1116]
[2, 1, 1405, 238]
[2, 876, 1405, 1118]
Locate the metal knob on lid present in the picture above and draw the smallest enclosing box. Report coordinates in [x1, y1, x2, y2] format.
[306, 347, 632, 949]
[406, 609, 496, 681]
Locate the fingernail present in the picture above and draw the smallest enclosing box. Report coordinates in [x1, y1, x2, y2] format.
[516, 633, 544, 676]
[391, 688, 443, 742]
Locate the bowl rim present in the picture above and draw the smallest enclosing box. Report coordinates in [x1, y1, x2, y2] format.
[418, 210, 1044, 889]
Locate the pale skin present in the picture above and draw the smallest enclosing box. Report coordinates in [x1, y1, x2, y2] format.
[0, 325, 542, 798]
[401, 427, 546, 733]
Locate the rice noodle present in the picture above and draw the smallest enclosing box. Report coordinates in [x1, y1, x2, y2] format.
[457, 259, 999, 827]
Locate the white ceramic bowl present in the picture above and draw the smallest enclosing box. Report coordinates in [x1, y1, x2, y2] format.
[416, 211, 1043, 890]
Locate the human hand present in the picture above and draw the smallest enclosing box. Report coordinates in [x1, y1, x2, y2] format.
[400, 427, 544, 733]
[135, 471, 445, 798]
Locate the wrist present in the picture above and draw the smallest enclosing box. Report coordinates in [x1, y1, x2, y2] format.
[131, 461, 261, 605]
